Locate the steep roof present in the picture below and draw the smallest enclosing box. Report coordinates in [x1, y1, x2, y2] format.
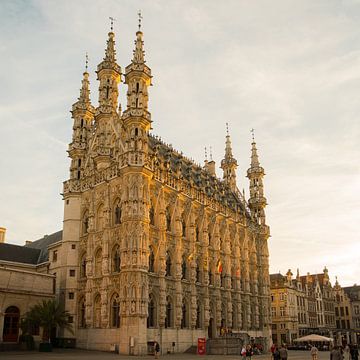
[343, 285, 360, 301]
[149, 134, 251, 217]
[0, 243, 41, 265]
[25, 230, 63, 263]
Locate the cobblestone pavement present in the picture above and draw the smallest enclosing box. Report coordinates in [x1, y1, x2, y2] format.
[0, 349, 330, 360]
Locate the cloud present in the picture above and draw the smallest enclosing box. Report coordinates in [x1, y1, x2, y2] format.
[0, 0, 359, 286]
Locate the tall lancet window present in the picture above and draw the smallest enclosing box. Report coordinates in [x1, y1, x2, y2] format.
[165, 252, 172, 277]
[112, 246, 120, 273]
[166, 207, 171, 231]
[114, 201, 121, 225]
[149, 246, 155, 273]
[165, 296, 172, 328]
[147, 294, 155, 328]
[181, 257, 187, 280]
[149, 206, 155, 225]
[111, 294, 120, 328]
[79, 298, 86, 328]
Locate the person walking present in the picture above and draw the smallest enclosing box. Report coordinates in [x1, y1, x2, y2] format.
[273, 346, 281, 360]
[246, 344, 253, 360]
[330, 346, 342, 360]
[241, 345, 247, 360]
[344, 345, 351, 360]
[279, 344, 288, 360]
[351, 345, 359, 360]
[311, 344, 319, 360]
[154, 341, 160, 359]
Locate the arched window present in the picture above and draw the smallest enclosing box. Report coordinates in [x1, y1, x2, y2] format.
[149, 246, 155, 273]
[112, 246, 120, 273]
[165, 252, 172, 277]
[181, 300, 188, 329]
[94, 294, 101, 328]
[196, 304, 202, 329]
[149, 206, 155, 225]
[165, 297, 172, 328]
[80, 254, 86, 278]
[147, 295, 156, 328]
[232, 304, 236, 330]
[181, 257, 187, 280]
[114, 201, 121, 225]
[196, 261, 201, 283]
[166, 207, 171, 231]
[111, 294, 120, 328]
[79, 298, 86, 328]
[82, 211, 89, 235]
[3, 306, 20, 342]
[182, 218, 186, 237]
[95, 248, 102, 277]
[96, 204, 104, 231]
[209, 270, 213, 286]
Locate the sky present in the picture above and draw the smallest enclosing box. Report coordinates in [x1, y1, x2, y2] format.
[0, 0, 359, 286]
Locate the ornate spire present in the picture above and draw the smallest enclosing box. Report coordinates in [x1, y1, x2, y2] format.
[133, 29, 145, 64]
[123, 17, 152, 117]
[73, 53, 93, 111]
[78, 59, 90, 104]
[96, 28, 121, 111]
[247, 130, 267, 226]
[221, 123, 238, 191]
[121, 15, 152, 167]
[250, 128, 260, 167]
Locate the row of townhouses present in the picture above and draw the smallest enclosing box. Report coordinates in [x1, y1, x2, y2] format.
[270, 268, 360, 347]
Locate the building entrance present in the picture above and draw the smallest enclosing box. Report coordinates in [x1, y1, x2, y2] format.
[3, 306, 20, 342]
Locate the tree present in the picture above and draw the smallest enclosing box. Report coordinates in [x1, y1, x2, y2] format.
[23, 300, 73, 343]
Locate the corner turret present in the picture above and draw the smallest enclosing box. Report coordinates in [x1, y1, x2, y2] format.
[68, 56, 95, 181]
[247, 130, 267, 225]
[122, 17, 152, 166]
[220, 123, 238, 191]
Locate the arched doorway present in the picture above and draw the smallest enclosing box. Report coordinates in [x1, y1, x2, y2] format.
[208, 317, 214, 339]
[3, 306, 20, 342]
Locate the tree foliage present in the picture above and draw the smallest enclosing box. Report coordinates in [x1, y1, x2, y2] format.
[22, 300, 73, 342]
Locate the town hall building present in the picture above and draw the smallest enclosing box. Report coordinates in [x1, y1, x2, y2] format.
[0, 22, 272, 355]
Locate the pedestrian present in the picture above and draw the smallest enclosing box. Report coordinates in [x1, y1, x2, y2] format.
[330, 346, 342, 360]
[241, 345, 247, 359]
[311, 344, 318, 360]
[279, 344, 288, 360]
[271, 343, 276, 356]
[344, 345, 351, 360]
[246, 344, 253, 360]
[351, 345, 359, 360]
[154, 341, 160, 359]
[273, 346, 281, 360]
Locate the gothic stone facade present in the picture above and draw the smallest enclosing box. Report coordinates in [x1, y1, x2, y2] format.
[59, 27, 271, 355]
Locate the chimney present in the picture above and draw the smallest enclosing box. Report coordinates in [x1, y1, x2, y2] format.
[25, 240, 33, 245]
[0, 227, 6, 243]
[206, 160, 216, 177]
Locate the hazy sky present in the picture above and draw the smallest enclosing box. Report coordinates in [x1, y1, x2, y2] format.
[0, 0, 359, 286]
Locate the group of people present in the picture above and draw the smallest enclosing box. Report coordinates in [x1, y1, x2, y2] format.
[329, 344, 359, 360]
[269, 343, 359, 360]
[270, 344, 288, 360]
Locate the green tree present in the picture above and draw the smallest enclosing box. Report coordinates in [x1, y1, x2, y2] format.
[23, 300, 73, 342]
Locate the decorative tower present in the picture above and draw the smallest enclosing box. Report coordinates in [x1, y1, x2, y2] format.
[118, 14, 153, 355]
[92, 21, 122, 170]
[68, 55, 95, 180]
[246, 130, 271, 345]
[59, 58, 95, 338]
[221, 123, 238, 192]
[122, 15, 152, 167]
[247, 131, 267, 225]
